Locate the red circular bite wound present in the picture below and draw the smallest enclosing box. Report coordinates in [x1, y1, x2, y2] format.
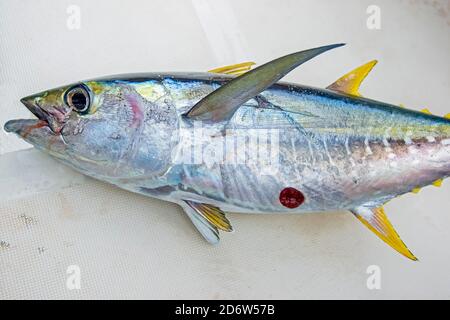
[279, 187, 305, 209]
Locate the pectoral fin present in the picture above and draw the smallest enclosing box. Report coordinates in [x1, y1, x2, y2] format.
[185, 43, 345, 122]
[208, 62, 255, 76]
[351, 206, 417, 261]
[181, 200, 233, 244]
[327, 60, 377, 96]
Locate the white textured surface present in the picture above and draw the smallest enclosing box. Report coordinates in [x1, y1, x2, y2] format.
[1, 0, 449, 299]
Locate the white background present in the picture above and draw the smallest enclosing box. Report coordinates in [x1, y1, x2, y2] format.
[0, 0, 449, 299]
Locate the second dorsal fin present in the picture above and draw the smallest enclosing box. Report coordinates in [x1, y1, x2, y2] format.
[327, 60, 377, 97]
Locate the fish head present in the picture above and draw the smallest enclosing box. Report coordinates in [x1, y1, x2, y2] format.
[4, 80, 178, 180]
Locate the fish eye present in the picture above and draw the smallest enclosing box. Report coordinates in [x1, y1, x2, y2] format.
[64, 84, 91, 113]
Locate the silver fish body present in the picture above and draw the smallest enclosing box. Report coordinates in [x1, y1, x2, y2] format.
[4, 45, 450, 258]
[5, 73, 450, 212]
[98, 73, 449, 214]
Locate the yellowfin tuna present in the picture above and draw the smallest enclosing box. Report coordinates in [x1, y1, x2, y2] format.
[5, 44, 450, 260]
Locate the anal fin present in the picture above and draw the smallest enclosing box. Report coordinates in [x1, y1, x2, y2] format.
[181, 200, 233, 244]
[351, 206, 417, 261]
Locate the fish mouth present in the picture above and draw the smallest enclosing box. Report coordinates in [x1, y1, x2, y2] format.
[21, 97, 54, 124]
[4, 97, 68, 157]
[4, 118, 48, 135]
[4, 96, 59, 135]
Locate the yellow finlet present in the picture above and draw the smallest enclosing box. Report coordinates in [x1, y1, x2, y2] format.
[352, 206, 417, 261]
[421, 108, 432, 114]
[444, 113, 450, 119]
[432, 179, 443, 187]
[208, 62, 256, 76]
[326, 60, 378, 97]
[411, 187, 421, 194]
[399, 103, 405, 108]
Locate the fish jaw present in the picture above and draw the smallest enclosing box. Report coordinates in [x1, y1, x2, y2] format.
[19, 90, 72, 134]
[4, 91, 69, 155]
[4, 118, 68, 159]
